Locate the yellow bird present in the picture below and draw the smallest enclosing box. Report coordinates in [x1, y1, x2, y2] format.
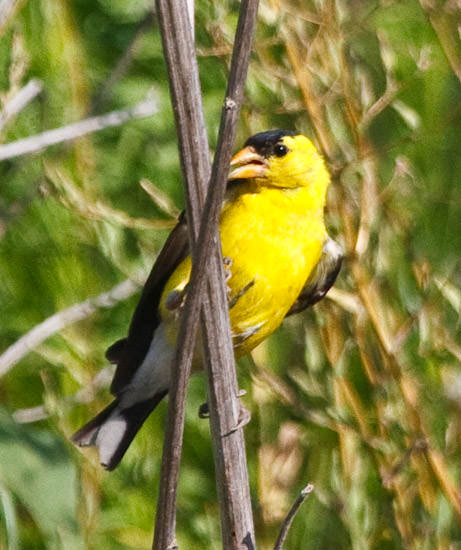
[72, 130, 343, 470]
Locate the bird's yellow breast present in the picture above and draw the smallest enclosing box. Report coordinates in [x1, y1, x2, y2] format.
[160, 181, 327, 355]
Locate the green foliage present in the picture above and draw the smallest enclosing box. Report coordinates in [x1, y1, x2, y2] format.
[1, 0, 461, 548]
[0, 410, 80, 550]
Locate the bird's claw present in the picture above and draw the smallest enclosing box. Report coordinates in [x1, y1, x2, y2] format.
[223, 256, 233, 296]
[223, 256, 233, 277]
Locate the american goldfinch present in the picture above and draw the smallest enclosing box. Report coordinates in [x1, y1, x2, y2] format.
[72, 129, 343, 470]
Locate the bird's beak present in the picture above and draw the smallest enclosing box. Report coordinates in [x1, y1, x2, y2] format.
[229, 146, 268, 180]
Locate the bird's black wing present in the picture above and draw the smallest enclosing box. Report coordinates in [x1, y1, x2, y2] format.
[107, 179, 251, 394]
[286, 237, 343, 317]
[109, 211, 189, 394]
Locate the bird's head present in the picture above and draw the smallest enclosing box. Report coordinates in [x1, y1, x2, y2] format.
[229, 129, 330, 193]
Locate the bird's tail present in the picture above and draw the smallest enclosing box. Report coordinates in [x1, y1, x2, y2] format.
[71, 391, 167, 470]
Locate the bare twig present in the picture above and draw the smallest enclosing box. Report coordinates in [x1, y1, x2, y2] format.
[0, 95, 158, 161]
[152, 0, 211, 546]
[0, 278, 140, 378]
[152, 0, 258, 549]
[194, 2, 260, 548]
[274, 484, 314, 550]
[0, 78, 43, 132]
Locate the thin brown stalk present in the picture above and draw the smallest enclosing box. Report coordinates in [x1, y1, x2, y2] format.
[151, 0, 209, 544]
[274, 484, 314, 550]
[152, 0, 258, 549]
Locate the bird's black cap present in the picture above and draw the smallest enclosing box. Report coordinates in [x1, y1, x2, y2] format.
[244, 129, 296, 157]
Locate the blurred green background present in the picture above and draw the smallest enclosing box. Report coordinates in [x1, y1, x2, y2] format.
[1, 0, 461, 549]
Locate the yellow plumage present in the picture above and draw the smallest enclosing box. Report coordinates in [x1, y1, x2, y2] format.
[160, 134, 330, 354]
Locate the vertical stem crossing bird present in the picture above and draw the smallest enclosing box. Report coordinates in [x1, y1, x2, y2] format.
[72, 130, 343, 470]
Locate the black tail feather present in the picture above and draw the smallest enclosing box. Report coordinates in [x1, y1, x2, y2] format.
[71, 400, 119, 447]
[72, 391, 167, 470]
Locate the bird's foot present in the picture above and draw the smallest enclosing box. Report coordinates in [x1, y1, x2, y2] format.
[223, 256, 233, 297]
[223, 256, 233, 282]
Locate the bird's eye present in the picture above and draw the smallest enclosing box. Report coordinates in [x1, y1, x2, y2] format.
[274, 143, 288, 157]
